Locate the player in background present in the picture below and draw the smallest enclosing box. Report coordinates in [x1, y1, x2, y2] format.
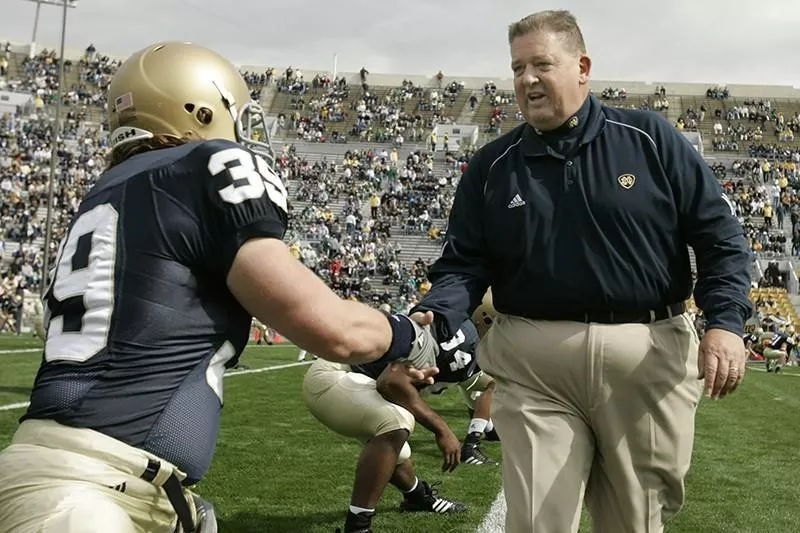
[303, 315, 479, 533]
[762, 325, 795, 373]
[0, 42, 438, 533]
[422, 289, 501, 466]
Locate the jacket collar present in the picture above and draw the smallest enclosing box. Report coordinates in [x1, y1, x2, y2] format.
[521, 93, 606, 158]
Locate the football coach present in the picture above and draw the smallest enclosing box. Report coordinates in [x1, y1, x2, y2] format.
[412, 9, 752, 533]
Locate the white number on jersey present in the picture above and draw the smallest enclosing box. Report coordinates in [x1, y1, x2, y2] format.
[449, 350, 473, 373]
[206, 340, 237, 404]
[45, 203, 119, 363]
[207, 147, 288, 213]
[440, 328, 466, 351]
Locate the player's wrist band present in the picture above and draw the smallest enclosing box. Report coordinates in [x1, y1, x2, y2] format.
[379, 313, 415, 363]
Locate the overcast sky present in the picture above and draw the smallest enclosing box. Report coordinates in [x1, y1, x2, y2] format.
[1, 0, 798, 87]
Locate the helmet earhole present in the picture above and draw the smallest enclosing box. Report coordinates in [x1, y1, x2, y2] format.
[196, 107, 213, 125]
[184, 103, 195, 113]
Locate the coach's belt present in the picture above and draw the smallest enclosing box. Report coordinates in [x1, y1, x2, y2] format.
[545, 302, 686, 324]
[141, 458, 196, 533]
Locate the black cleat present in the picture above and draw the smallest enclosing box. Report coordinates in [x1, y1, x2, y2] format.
[461, 442, 496, 465]
[400, 481, 468, 514]
[338, 510, 374, 533]
[484, 427, 501, 442]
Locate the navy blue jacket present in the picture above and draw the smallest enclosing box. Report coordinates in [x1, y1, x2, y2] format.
[415, 94, 752, 337]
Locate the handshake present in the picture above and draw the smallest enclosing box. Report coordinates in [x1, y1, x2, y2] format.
[402, 310, 441, 370]
[392, 310, 479, 387]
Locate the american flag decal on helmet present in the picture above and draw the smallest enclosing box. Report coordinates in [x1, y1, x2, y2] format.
[115, 92, 134, 112]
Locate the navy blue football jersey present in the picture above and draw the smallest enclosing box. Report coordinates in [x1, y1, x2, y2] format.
[742, 333, 759, 346]
[23, 139, 288, 484]
[351, 318, 480, 385]
[430, 318, 480, 384]
[766, 332, 795, 352]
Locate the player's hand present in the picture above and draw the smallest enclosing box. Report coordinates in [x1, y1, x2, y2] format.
[409, 310, 434, 327]
[397, 362, 440, 387]
[435, 428, 461, 473]
[698, 328, 747, 400]
[402, 312, 438, 369]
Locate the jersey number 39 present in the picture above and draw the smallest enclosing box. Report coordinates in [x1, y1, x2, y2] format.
[208, 147, 288, 213]
[45, 203, 118, 363]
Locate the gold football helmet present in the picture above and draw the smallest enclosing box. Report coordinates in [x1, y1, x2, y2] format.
[107, 41, 275, 168]
[471, 288, 497, 339]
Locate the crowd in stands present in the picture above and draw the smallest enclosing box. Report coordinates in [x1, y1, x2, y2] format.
[268, 67, 463, 146]
[4, 41, 800, 332]
[273, 142, 468, 312]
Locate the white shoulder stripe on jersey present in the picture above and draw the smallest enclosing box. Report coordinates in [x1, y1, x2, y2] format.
[604, 119, 658, 152]
[485, 138, 523, 195]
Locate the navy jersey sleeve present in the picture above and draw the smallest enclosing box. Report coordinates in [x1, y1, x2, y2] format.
[651, 118, 752, 335]
[412, 153, 491, 337]
[432, 318, 480, 384]
[192, 139, 289, 278]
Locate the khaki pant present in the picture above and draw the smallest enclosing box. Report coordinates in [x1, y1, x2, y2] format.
[302, 358, 415, 440]
[478, 313, 703, 533]
[0, 420, 199, 533]
[763, 347, 784, 361]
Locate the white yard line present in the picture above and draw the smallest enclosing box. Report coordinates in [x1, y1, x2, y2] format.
[747, 366, 800, 377]
[0, 360, 312, 412]
[476, 487, 506, 533]
[0, 343, 297, 355]
[0, 348, 40, 354]
[0, 402, 33, 412]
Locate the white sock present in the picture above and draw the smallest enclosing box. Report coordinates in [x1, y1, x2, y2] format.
[349, 505, 375, 515]
[468, 418, 488, 435]
[485, 419, 494, 433]
[403, 477, 419, 493]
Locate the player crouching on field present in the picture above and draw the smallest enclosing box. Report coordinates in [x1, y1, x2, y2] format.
[458, 289, 502, 463]
[302, 313, 483, 533]
[423, 289, 501, 466]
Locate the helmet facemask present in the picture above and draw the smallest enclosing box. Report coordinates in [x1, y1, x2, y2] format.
[213, 80, 277, 172]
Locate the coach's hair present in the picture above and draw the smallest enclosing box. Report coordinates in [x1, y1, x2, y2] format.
[507, 10, 587, 55]
[105, 134, 191, 170]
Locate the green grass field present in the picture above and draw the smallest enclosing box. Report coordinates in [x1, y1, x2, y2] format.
[0, 334, 798, 532]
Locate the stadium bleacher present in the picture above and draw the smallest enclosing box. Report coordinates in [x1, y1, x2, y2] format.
[3, 39, 800, 334]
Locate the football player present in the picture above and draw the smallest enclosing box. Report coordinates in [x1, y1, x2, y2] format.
[424, 289, 501, 466]
[302, 315, 479, 533]
[762, 325, 794, 373]
[0, 42, 438, 533]
[455, 370, 498, 465]
[743, 327, 764, 361]
[251, 317, 274, 345]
